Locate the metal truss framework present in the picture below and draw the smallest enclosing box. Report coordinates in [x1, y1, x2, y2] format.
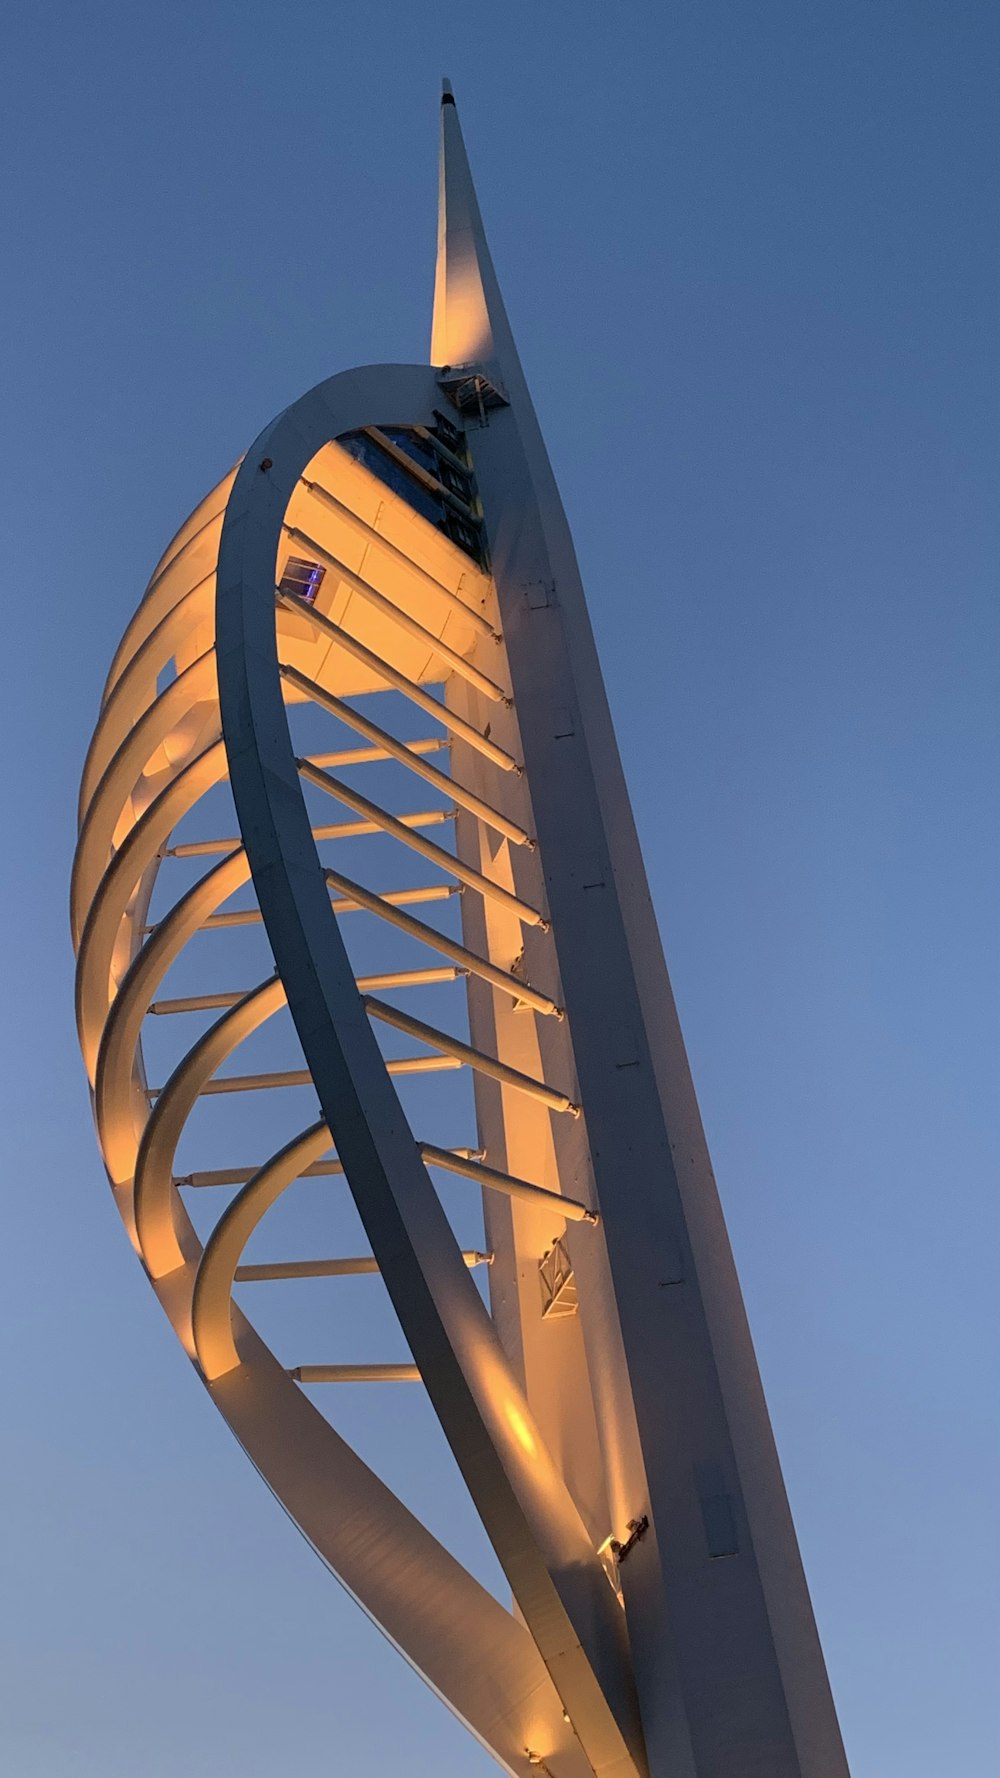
[71, 86, 850, 1778]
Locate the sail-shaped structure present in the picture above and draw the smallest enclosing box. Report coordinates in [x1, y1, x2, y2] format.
[71, 85, 850, 1778]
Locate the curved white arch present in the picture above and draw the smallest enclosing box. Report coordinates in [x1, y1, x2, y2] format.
[215, 363, 641, 1778]
[134, 976, 288, 1278]
[192, 1118, 333, 1379]
[73, 366, 606, 1778]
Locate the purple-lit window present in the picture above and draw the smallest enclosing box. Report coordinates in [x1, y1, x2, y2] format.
[278, 556, 326, 605]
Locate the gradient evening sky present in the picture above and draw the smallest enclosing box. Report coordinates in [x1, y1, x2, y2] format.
[1, 4, 997, 1775]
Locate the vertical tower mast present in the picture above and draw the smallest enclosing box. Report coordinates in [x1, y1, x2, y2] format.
[433, 84, 849, 1778]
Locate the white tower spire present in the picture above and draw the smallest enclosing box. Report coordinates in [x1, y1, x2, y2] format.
[432, 80, 519, 381]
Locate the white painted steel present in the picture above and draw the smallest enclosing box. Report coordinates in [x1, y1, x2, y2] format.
[71, 82, 848, 1778]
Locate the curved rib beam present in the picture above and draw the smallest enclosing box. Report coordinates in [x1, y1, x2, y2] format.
[79, 577, 216, 822]
[72, 650, 219, 940]
[193, 1119, 333, 1379]
[75, 738, 229, 1073]
[103, 486, 230, 699]
[95, 848, 251, 1184]
[71, 352, 630, 1778]
[216, 361, 643, 1778]
[134, 977, 288, 1278]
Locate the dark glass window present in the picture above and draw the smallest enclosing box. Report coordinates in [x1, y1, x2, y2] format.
[279, 556, 326, 604]
[338, 433, 444, 529]
[431, 410, 464, 455]
[337, 425, 486, 568]
[379, 427, 441, 478]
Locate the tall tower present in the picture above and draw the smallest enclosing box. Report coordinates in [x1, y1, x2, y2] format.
[72, 87, 850, 1778]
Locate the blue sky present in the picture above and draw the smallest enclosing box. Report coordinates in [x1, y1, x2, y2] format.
[1, 3, 997, 1775]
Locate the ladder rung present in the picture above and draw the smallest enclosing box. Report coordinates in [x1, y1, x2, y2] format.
[276, 591, 518, 773]
[299, 758, 545, 928]
[235, 1250, 491, 1281]
[290, 1364, 421, 1384]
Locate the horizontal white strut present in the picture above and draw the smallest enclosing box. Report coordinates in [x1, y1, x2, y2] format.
[149, 1056, 464, 1097]
[275, 592, 519, 772]
[180, 1143, 586, 1229]
[419, 1143, 596, 1224]
[236, 1251, 491, 1281]
[281, 663, 532, 848]
[300, 473, 497, 640]
[290, 1365, 422, 1384]
[282, 523, 508, 705]
[298, 758, 545, 928]
[175, 1147, 484, 1189]
[363, 997, 579, 1116]
[166, 807, 452, 858]
[307, 737, 448, 770]
[329, 883, 458, 915]
[154, 882, 459, 936]
[322, 866, 561, 1018]
[151, 967, 462, 1015]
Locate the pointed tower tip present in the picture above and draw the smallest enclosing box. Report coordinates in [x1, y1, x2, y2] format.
[431, 78, 518, 378]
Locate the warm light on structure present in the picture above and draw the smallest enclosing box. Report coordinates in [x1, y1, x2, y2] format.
[71, 84, 850, 1778]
